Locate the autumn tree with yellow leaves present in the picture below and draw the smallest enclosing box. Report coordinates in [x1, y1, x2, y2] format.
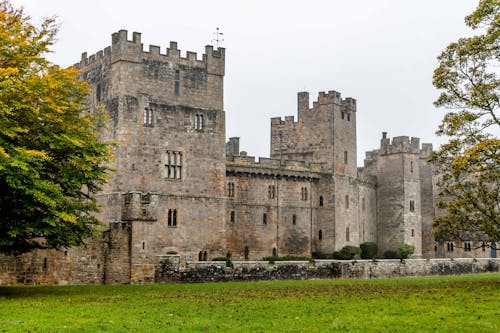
[0, 1, 112, 254]
[432, 0, 499, 246]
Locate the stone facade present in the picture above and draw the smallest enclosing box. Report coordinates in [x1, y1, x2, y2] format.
[0, 30, 494, 285]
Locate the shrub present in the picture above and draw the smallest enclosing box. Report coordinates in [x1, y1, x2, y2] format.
[360, 242, 378, 259]
[398, 244, 415, 260]
[332, 246, 362, 260]
[383, 250, 399, 259]
[312, 252, 333, 259]
[212, 253, 233, 267]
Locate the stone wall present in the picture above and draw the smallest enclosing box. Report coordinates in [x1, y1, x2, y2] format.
[155, 258, 500, 283]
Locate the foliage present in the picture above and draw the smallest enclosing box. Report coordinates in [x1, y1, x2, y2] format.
[332, 245, 361, 260]
[360, 242, 378, 259]
[212, 252, 233, 267]
[312, 251, 333, 259]
[383, 250, 400, 259]
[398, 244, 415, 260]
[0, 274, 499, 332]
[431, 0, 499, 244]
[0, 1, 113, 254]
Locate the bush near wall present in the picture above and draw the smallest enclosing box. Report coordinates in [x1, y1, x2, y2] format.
[360, 242, 378, 259]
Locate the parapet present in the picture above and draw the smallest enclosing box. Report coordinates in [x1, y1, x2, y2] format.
[76, 30, 225, 76]
[226, 155, 323, 179]
[308, 90, 356, 109]
[378, 132, 433, 156]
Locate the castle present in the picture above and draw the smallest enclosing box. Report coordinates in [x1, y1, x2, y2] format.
[0, 30, 492, 285]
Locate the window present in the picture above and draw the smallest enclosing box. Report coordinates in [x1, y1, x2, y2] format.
[319, 229, 323, 240]
[194, 114, 204, 130]
[319, 195, 324, 207]
[362, 197, 365, 211]
[96, 83, 102, 102]
[292, 214, 297, 225]
[411, 229, 415, 237]
[410, 161, 414, 173]
[346, 226, 350, 242]
[244, 246, 250, 260]
[301, 187, 308, 201]
[144, 107, 153, 126]
[174, 69, 180, 96]
[198, 251, 208, 261]
[434, 245, 437, 252]
[262, 213, 267, 225]
[345, 195, 349, 209]
[447, 242, 454, 252]
[165, 151, 182, 179]
[141, 193, 151, 204]
[168, 209, 177, 227]
[142, 241, 145, 250]
[272, 247, 277, 257]
[268, 185, 275, 199]
[228, 182, 234, 197]
[410, 200, 415, 212]
[464, 242, 471, 252]
[344, 151, 348, 164]
[347, 113, 350, 121]
[341, 111, 345, 119]
[230, 211, 235, 223]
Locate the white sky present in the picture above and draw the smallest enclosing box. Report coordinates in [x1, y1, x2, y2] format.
[11, 0, 478, 166]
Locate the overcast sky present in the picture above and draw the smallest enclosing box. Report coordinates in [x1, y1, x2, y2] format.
[12, 0, 478, 166]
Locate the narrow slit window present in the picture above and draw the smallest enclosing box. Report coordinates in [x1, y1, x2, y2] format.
[262, 213, 267, 225]
[410, 200, 415, 212]
[144, 107, 153, 126]
[292, 214, 297, 225]
[319, 229, 323, 240]
[174, 70, 180, 96]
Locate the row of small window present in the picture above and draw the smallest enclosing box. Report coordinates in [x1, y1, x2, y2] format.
[228, 183, 312, 202]
[445, 242, 478, 252]
[144, 108, 204, 130]
[230, 212, 299, 225]
[340, 111, 351, 121]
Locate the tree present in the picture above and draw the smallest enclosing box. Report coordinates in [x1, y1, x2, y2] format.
[431, 0, 499, 246]
[0, 1, 113, 254]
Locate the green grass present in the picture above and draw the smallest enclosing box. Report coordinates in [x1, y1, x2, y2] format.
[1, 273, 499, 332]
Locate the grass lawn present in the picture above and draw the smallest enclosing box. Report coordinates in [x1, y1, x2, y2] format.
[0, 273, 499, 332]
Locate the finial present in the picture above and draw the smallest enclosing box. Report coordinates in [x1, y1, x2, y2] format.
[212, 27, 224, 48]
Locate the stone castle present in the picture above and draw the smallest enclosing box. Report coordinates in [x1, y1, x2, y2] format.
[0, 30, 492, 285]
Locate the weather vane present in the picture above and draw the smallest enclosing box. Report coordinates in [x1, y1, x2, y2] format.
[212, 27, 224, 48]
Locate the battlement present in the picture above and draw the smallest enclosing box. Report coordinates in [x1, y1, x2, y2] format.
[308, 90, 356, 109]
[270, 115, 298, 126]
[379, 132, 432, 155]
[76, 30, 225, 75]
[227, 155, 323, 174]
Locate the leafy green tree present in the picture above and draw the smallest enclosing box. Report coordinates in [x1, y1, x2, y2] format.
[0, 1, 113, 254]
[431, 0, 499, 245]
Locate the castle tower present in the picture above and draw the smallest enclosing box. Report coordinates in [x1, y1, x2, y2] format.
[270, 91, 359, 251]
[77, 30, 226, 283]
[363, 133, 431, 257]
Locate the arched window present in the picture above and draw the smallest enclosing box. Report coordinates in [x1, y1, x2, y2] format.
[292, 214, 297, 225]
[198, 251, 203, 261]
[263, 213, 267, 225]
[319, 195, 324, 207]
[272, 247, 277, 257]
[319, 230, 323, 240]
[203, 251, 208, 261]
